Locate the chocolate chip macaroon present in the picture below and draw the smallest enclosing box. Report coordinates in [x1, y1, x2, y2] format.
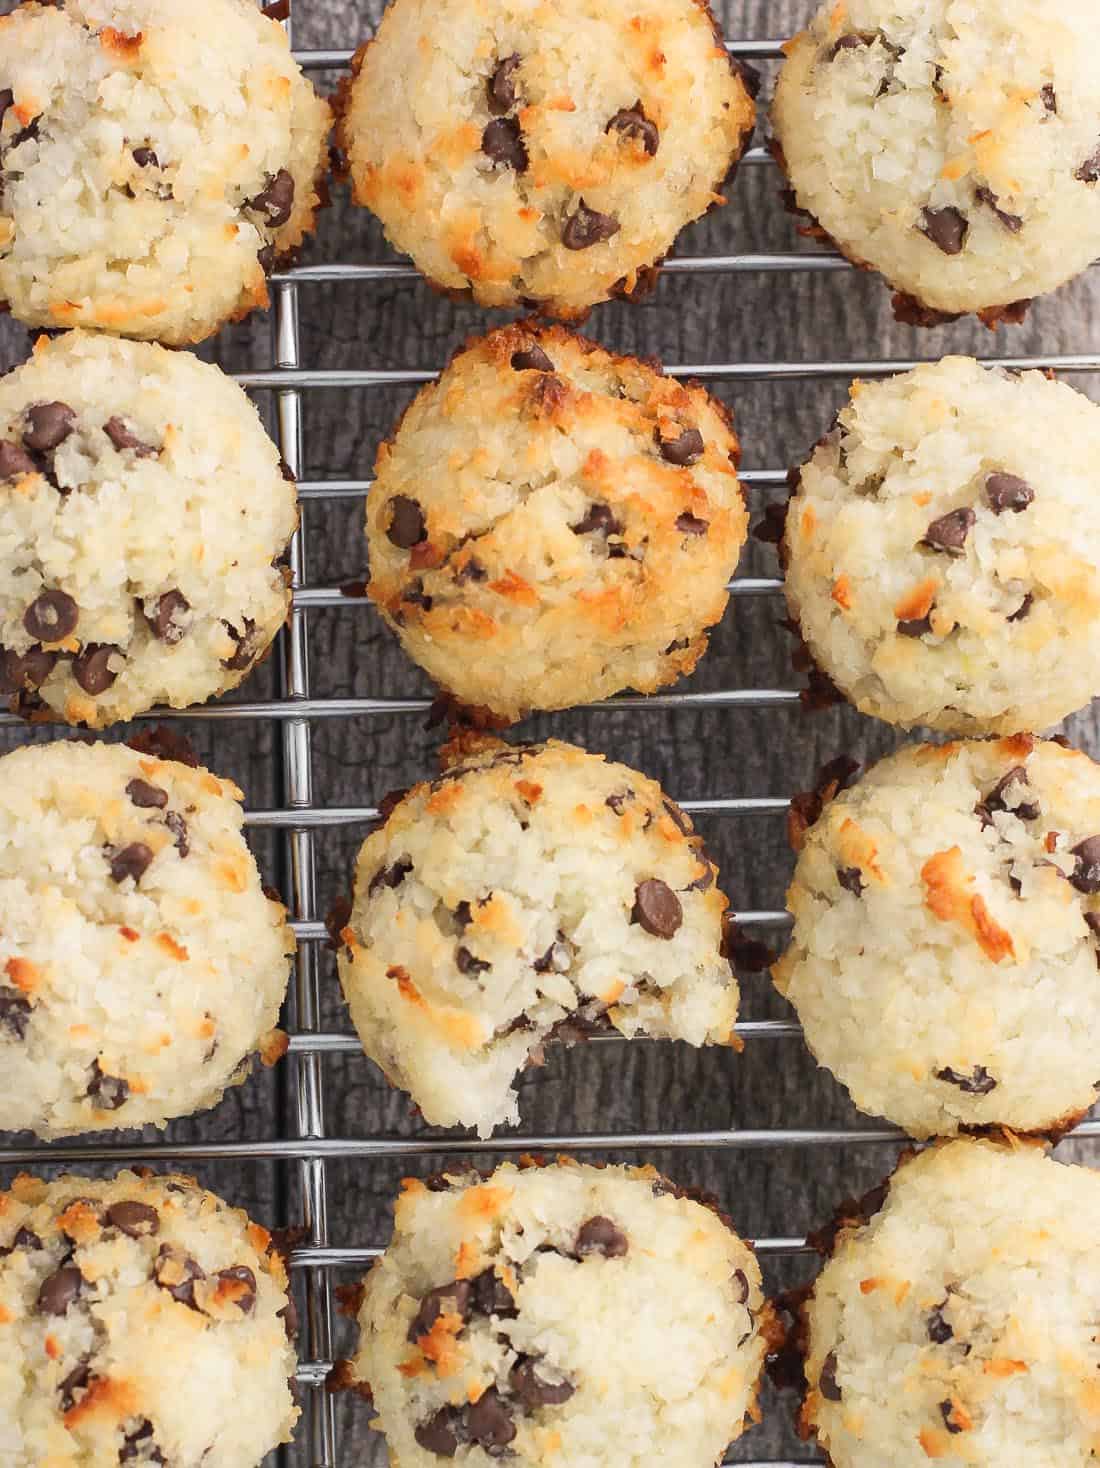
[0, 0, 330, 345]
[799, 1138, 1100, 1468]
[0, 739, 294, 1139]
[336, 1159, 772, 1467]
[366, 322, 748, 720]
[782, 356, 1100, 734]
[335, 0, 757, 315]
[772, 0, 1100, 326]
[0, 1169, 299, 1465]
[775, 736, 1100, 1139]
[0, 331, 298, 726]
[335, 734, 737, 1136]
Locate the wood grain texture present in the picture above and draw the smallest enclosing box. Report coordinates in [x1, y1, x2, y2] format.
[1, 1, 1099, 1462]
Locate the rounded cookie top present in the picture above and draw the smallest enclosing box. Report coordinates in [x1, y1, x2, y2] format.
[0, 331, 298, 727]
[774, 737, 1100, 1138]
[366, 323, 747, 720]
[336, 737, 736, 1136]
[337, 0, 756, 315]
[0, 1169, 298, 1467]
[782, 356, 1100, 734]
[0, 0, 331, 345]
[0, 739, 295, 1139]
[772, 0, 1100, 320]
[346, 1159, 769, 1468]
[802, 1139, 1100, 1468]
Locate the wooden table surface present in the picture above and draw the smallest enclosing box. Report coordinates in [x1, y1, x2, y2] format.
[2, 2, 1099, 1462]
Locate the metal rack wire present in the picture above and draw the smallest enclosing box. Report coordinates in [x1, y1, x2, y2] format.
[4, 12, 1100, 1468]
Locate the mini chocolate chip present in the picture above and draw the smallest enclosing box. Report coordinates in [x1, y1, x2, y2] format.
[471, 1267, 515, 1317]
[220, 616, 257, 671]
[897, 614, 933, 637]
[23, 589, 78, 642]
[1039, 83, 1057, 113]
[279, 1295, 299, 1341]
[0, 90, 12, 127]
[58, 1359, 93, 1412]
[23, 402, 76, 452]
[86, 1060, 130, 1110]
[509, 1356, 575, 1411]
[106, 1201, 160, 1238]
[819, 1351, 842, 1401]
[466, 1387, 516, 1451]
[978, 766, 1040, 824]
[456, 945, 490, 976]
[107, 842, 153, 884]
[657, 426, 704, 466]
[922, 507, 975, 554]
[217, 1265, 257, 1313]
[920, 206, 968, 255]
[247, 168, 295, 227]
[487, 54, 520, 114]
[119, 1419, 164, 1463]
[1008, 592, 1033, 623]
[571, 502, 622, 537]
[127, 778, 167, 810]
[154, 1245, 205, 1308]
[455, 557, 488, 584]
[0, 440, 37, 479]
[511, 345, 554, 372]
[9, 117, 40, 149]
[974, 185, 1023, 233]
[415, 1407, 464, 1458]
[407, 1280, 472, 1343]
[73, 643, 120, 695]
[452, 900, 473, 931]
[605, 790, 632, 815]
[927, 1303, 953, 1344]
[0, 985, 31, 1040]
[934, 1064, 997, 1095]
[262, 0, 291, 16]
[148, 589, 190, 644]
[533, 934, 571, 973]
[0, 1225, 41, 1257]
[940, 1400, 963, 1434]
[165, 810, 189, 857]
[576, 1216, 628, 1257]
[733, 1267, 750, 1304]
[985, 472, 1034, 514]
[367, 858, 412, 896]
[401, 580, 433, 611]
[675, 511, 709, 536]
[1071, 837, 1100, 894]
[662, 798, 692, 835]
[132, 146, 159, 168]
[562, 199, 620, 250]
[104, 417, 158, 457]
[1076, 146, 1100, 185]
[386, 495, 426, 549]
[837, 866, 864, 896]
[0, 645, 56, 694]
[606, 101, 659, 156]
[631, 879, 682, 939]
[481, 116, 527, 170]
[37, 1265, 84, 1315]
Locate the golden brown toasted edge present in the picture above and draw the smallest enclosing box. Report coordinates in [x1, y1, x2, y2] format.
[767, 126, 1033, 331]
[327, 1152, 780, 1422]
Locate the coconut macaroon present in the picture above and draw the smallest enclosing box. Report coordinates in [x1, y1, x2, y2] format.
[341, 1160, 771, 1467]
[336, 0, 757, 316]
[772, 0, 1100, 324]
[0, 0, 330, 345]
[366, 322, 747, 720]
[774, 736, 1100, 1139]
[0, 740, 295, 1140]
[782, 357, 1100, 735]
[801, 1138, 1100, 1468]
[336, 736, 736, 1136]
[0, 332, 299, 727]
[0, 1169, 299, 1466]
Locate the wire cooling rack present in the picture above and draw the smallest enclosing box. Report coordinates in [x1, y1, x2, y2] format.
[4, 7, 1100, 1468]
